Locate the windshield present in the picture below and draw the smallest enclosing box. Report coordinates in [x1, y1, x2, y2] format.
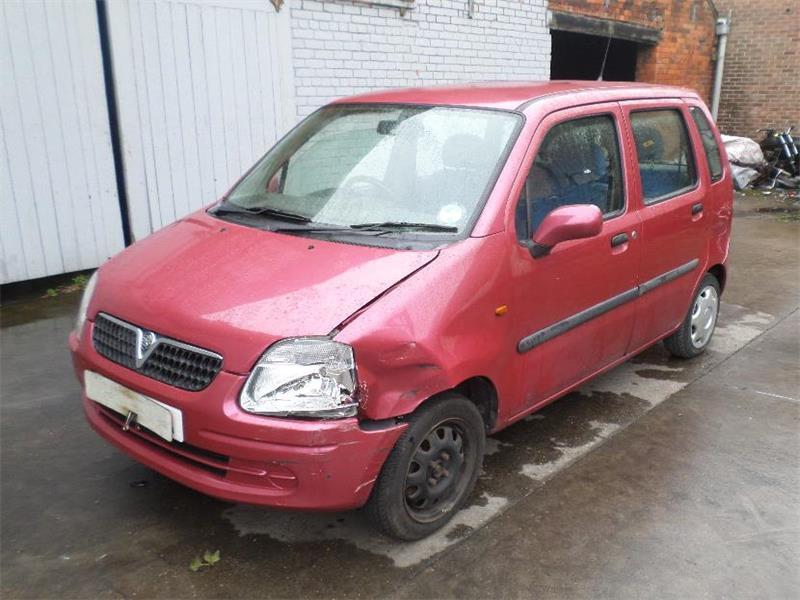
[219, 105, 520, 238]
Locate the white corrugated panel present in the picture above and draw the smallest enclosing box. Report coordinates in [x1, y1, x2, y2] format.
[107, 0, 296, 241]
[0, 0, 125, 284]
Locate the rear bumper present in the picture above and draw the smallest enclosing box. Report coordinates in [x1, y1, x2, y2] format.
[71, 329, 405, 510]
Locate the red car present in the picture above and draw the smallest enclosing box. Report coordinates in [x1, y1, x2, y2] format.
[69, 82, 732, 540]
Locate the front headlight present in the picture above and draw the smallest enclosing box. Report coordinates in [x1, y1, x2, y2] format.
[74, 271, 98, 340]
[240, 338, 358, 419]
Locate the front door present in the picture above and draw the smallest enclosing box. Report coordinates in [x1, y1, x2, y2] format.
[508, 103, 642, 413]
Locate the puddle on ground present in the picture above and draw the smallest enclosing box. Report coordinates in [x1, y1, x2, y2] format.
[710, 307, 773, 355]
[634, 367, 689, 381]
[223, 492, 508, 568]
[221, 303, 775, 569]
[584, 305, 774, 406]
[519, 420, 619, 481]
[583, 363, 687, 406]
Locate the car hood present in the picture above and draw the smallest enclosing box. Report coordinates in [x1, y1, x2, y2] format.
[89, 212, 439, 373]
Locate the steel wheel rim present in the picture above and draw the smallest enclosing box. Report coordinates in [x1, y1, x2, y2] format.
[403, 418, 473, 524]
[690, 285, 719, 348]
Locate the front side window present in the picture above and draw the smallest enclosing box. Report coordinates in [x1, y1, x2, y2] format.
[631, 109, 697, 203]
[690, 107, 724, 181]
[515, 114, 624, 241]
[218, 105, 520, 242]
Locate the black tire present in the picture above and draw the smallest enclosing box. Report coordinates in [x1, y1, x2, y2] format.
[364, 393, 485, 541]
[663, 273, 721, 359]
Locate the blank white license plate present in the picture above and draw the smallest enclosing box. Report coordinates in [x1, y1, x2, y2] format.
[85, 371, 184, 442]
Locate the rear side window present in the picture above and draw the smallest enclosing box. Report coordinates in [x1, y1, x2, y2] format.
[515, 114, 624, 240]
[690, 107, 723, 181]
[631, 110, 697, 203]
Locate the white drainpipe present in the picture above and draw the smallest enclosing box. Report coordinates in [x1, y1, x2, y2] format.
[711, 10, 731, 120]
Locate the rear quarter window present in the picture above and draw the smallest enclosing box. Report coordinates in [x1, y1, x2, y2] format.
[631, 109, 697, 203]
[690, 107, 724, 181]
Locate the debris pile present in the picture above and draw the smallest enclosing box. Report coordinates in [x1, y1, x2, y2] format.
[723, 127, 800, 190]
[723, 135, 763, 189]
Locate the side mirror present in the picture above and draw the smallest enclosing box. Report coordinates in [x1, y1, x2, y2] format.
[528, 204, 603, 258]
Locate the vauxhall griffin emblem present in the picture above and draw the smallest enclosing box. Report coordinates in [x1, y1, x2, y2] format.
[135, 329, 159, 367]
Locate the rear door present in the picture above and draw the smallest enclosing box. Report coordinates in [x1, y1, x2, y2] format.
[687, 102, 733, 239]
[620, 100, 709, 351]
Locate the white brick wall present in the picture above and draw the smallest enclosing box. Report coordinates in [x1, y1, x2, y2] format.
[289, 0, 551, 118]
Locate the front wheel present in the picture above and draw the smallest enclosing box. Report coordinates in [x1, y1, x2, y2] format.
[364, 393, 485, 540]
[663, 273, 720, 358]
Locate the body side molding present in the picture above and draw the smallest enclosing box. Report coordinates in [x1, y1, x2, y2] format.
[517, 259, 700, 353]
[638, 258, 699, 296]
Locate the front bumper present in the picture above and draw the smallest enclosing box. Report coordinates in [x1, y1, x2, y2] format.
[70, 327, 405, 510]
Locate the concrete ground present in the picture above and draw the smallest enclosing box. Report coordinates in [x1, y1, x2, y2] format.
[1, 196, 798, 599]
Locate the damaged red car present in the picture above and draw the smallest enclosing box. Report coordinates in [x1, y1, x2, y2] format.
[69, 82, 732, 540]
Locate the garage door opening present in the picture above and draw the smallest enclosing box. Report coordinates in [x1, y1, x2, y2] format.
[550, 30, 639, 81]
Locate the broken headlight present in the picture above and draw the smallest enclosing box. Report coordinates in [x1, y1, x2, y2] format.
[240, 338, 358, 419]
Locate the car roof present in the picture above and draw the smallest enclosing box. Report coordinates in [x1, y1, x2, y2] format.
[331, 80, 701, 112]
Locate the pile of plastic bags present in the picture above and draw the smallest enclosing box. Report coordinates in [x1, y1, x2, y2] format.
[721, 134, 764, 190]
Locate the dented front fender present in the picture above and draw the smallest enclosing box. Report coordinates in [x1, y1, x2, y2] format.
[334, 234, 522, 422]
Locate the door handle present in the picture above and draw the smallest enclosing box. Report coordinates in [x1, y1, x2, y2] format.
[610, 233, 629, 248]
[691, 202, 704, 215]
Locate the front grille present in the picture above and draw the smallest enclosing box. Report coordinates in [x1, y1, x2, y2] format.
[92, 314, 139, 369]
[92, 313, 222, 391]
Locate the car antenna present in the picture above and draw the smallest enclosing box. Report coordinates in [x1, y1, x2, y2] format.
[597, 35, 612, 81]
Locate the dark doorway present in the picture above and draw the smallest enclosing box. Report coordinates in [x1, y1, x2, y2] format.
[550, 30, 638, 81]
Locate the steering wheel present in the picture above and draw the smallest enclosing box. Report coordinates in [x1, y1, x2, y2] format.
[340, 175, 398, 205]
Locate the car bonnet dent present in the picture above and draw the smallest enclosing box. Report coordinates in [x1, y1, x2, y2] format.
[328, 251, 441, 337]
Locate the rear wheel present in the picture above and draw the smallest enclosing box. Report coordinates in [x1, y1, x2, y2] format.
[365, 393, 485, 540]
[664, 273, 720, 358]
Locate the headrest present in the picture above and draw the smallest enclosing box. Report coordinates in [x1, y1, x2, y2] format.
[633, 124, 664, 162]
[442, 134, 486, 170]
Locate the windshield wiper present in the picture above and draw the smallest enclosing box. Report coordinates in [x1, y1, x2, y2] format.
[210, 204, 310, 223]
[350, 221, 458, 233]
[261, 220, 461, 239]
[273, 221, 458, 236]
[272, 224, 352, 234]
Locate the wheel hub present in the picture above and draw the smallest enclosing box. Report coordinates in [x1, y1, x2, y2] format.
[690, 285, 719, 348]
[404, 422, 467, 521]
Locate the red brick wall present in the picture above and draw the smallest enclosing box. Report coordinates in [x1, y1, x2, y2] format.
[714, 0, 800, 136]
[549, 1, 717, 102]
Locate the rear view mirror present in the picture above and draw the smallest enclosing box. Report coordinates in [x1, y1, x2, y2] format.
[528, 204, 602, 258]
[377, 120, 398, 135]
